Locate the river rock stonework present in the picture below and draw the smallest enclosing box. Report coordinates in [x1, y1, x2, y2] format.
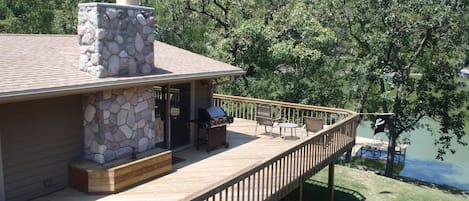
[83, 86, 156, 164]
[78, 3, 155, 77]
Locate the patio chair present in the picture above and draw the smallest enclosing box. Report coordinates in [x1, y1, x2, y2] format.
[304, 117, 333, 147]
[255, 105, 279, 137]
[303, 117, 323, 136]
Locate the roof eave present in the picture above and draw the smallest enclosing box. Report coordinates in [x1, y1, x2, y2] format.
[0, 70, 245, 104]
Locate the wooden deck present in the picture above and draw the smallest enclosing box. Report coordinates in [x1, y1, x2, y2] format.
[34, 119, 319, 201]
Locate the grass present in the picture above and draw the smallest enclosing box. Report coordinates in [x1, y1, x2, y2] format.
[300, 165, 468, 201]
[345, 157, 404, 176]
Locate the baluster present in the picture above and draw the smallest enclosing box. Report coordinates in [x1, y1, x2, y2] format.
[312, 139, 317, 167]
[224, 188, 228, 201]
[262, 167, 266, 200]
[279, 158, 283, 196]
[242, 179, 245, 201]
[267, 164, 273, 197]
[295, 109, 301, 125]
[252, 173, 256, 201]
[257, 170, 261, 201]
[291, 108, 296, 123]
[294, 150, 299, 187]
[239, 102, 242, 119]
[244, 102, 247, 120]
[301, 109, 305, 125]
[290, 150, 298, 192]
[231, 183, 234, 201]
[282, 107, 286, 121]
[272, 162, 278, 197]
[251, 103, 254, 120]
[244, 103, 247, 120]
[247, 176, 250, 201]
[301, 147, 305, 180]
[247, 102, 250, 120]
[240, 102, 244, 119]
[309, 143, 313, 173]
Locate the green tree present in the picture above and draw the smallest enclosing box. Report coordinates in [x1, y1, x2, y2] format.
[146, 0, 212, 54]
[0, 1, 13, 33]
[321, 0, 468, 176]
[183, 0, 348, 107]
[0, 0, 114, 34]
[52, 0, 81, 34]
[0, 0, 55, 33]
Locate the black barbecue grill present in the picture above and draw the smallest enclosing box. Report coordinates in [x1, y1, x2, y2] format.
[198, 106, 234, 128]
[196, 107, 233, 152]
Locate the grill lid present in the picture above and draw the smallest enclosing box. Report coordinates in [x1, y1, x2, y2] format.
[204, 106, 226, 118]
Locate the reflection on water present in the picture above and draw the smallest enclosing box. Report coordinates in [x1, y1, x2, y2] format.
[400, 157, 469, 190]
[357, 118, 469, 190]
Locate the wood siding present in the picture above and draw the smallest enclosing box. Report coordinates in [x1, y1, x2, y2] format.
[194, 79, 212, 111]
[0, 95, 83, 201]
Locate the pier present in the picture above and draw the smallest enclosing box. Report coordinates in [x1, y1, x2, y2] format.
[352, 137, 408, 163]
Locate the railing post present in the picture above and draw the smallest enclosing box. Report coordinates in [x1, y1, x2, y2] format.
[328, 163, 335, 201]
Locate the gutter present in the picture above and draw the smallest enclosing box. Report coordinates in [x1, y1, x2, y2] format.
[0, 70, 245, 104]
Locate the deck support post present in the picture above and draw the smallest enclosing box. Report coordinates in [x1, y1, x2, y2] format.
[345, 148, 352, 162]
[328, 163, 335, 201]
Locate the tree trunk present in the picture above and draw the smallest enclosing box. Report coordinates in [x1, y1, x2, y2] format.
[379, 79, 398, 177]
[384, 116, 397, 177]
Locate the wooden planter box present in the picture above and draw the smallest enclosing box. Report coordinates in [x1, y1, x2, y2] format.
[69, 148, 172, 193]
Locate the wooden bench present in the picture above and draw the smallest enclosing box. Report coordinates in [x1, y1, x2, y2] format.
[69, 148, 172, 193]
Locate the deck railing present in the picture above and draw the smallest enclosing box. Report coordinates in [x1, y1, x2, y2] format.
[187, 94, 359, 201]
[213, 94, 350, 125]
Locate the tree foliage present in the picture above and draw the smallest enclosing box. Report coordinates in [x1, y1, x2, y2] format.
[0, 0, 114, 34]
[318, 0, 468, 176]
[0, 0, 55, 33]
[171, 0, 349, 107]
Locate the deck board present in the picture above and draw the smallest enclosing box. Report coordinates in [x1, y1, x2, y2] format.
[33, 119, 322, 201]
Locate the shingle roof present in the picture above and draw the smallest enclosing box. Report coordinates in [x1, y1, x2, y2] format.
[0, 34, 244, 103]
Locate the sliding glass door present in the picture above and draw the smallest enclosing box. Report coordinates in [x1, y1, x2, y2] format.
[154, 83, 191, 149]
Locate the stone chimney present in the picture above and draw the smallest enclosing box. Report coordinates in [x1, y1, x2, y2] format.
[79, 2, 157, 164]
[78, 2, 155, 77]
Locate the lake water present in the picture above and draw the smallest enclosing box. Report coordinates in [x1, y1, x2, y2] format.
[356, 118, 469, 190]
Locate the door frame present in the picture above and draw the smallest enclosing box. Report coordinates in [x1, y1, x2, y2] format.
[164, 84, 171, 149]
[190, 80, 196, 147]
[161, 82, 194, 150]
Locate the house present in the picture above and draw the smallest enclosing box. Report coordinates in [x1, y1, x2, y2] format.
[0, 2, 358, 201]
[0, 2, 245, 200]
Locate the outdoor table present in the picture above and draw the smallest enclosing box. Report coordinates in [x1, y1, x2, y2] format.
[279, 122, 298, 139]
